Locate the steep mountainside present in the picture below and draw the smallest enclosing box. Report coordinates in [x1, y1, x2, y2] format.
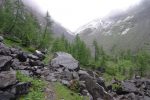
[51, 22, 75, 41]
[22, 0, 74, 41]
[79, 0, 150, 54]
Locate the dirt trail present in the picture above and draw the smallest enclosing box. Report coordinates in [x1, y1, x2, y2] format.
[45, 82, 56, 100]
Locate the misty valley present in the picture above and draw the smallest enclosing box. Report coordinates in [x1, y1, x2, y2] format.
[0, 0, 150, 100]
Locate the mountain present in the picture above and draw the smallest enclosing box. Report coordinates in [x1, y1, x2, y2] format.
[78, 0, 150, 54]
[51, 22, 75, 41]
[22, 0, 74, 42]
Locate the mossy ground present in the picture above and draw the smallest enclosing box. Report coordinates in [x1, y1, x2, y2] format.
[54, 82, 89, 100]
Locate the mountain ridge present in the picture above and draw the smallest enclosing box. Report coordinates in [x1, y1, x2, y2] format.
[78, 0, 150, 54]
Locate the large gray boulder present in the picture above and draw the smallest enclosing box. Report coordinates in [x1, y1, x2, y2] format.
[122, 81, 138, 93]
[0, 43, 11, 56]
[0, 56, 12, 71]
[80, 74, 114, 100]
[51, 52, 79, 71]
[0, 91, 15, 100]
[0, 36, 4, 42]
[0, 71, 16, 88]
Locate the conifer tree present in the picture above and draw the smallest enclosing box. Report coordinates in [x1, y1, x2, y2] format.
[93, 39, 100, 62]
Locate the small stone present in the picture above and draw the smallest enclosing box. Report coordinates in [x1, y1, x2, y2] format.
[0, 36, 4, 42]
[0, 71, 16, 88]
[0, 91, 15, 100]
[11, 82, 31, 95]
[0, 43, 11, 56]
[46, 75, 56, 82]
[17, 52, 28, 62]
[34, 50, 45, 60]
[0, 56, 12, 71]
[28, 54, 39, 60]
[20, 70, 31, 76]
[81, 89, 89, 96]
[72, 72, 79, 80]
[135, 75, 141, 79]
[29, 60, 44, 67]
[61, 80, 71, 87]
[78, 70, 89, 76]
[36, 69, 42, 75]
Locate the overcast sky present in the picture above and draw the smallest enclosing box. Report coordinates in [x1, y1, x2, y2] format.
[30, 0, 141, 32]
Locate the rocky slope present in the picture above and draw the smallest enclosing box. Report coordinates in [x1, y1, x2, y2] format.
[79, 0, 150, 54]
[0, 36, 47, 99]
[48, 51, 150, 100]
[0, 36, 150, 100]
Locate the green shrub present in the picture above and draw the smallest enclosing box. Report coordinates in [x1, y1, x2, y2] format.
[105, 61, 118, 76]
[112, 83, 122, 92]
[16, 71, 46, 100]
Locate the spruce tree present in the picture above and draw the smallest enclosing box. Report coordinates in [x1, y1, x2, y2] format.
[93, 39, 100, 62]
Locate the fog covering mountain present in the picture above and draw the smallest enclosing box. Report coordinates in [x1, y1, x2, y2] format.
[78, 0, 150, 54]
[22, 0, 74, 42]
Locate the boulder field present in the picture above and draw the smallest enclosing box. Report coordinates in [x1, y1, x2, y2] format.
[0, 36, 150, 100]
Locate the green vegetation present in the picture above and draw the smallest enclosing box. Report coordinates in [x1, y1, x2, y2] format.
[135, 51, 150, 77]
[54, 82, 88, 100]
[51, 35, 150, 82]
[0, 0, 52, 49]
[16, 71, 46, 100]
[103, 50, 150, 82]
[112, 83, 122, 92]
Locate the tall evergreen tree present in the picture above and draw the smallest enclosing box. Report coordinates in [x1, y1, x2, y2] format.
[73, 35, 91, 65]
[38, 11, 52, 49]
[136, 51, 150, 76]
[93, 39, 100, 62]
[6, 0, 25, 34]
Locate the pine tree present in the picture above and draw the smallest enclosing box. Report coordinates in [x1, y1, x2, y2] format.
[100, 46, 107, 67]
[0, 0, 14, 33]
[93, 39, 100, 62]
[51, 37, 66, 52]
[73, 35, 91, 65]
[6, 0, 25, 34]
[136, 51, 149, 77]
[37, 11, 52, 49]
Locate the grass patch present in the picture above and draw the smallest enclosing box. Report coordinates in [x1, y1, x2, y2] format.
[4, 38, 35, 53]
[54, 82, 88, 100]
[103, 73, 125, 85]
[4, 38, 20, 48]
[16, 71, 46, 100]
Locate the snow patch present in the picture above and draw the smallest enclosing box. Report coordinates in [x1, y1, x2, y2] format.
[121, 28, 130, 35]
[105, 31, 112, 35]
[75, 18, 113, 34]
[116, 20, 122, 24]
[123, 16, 134, 22]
